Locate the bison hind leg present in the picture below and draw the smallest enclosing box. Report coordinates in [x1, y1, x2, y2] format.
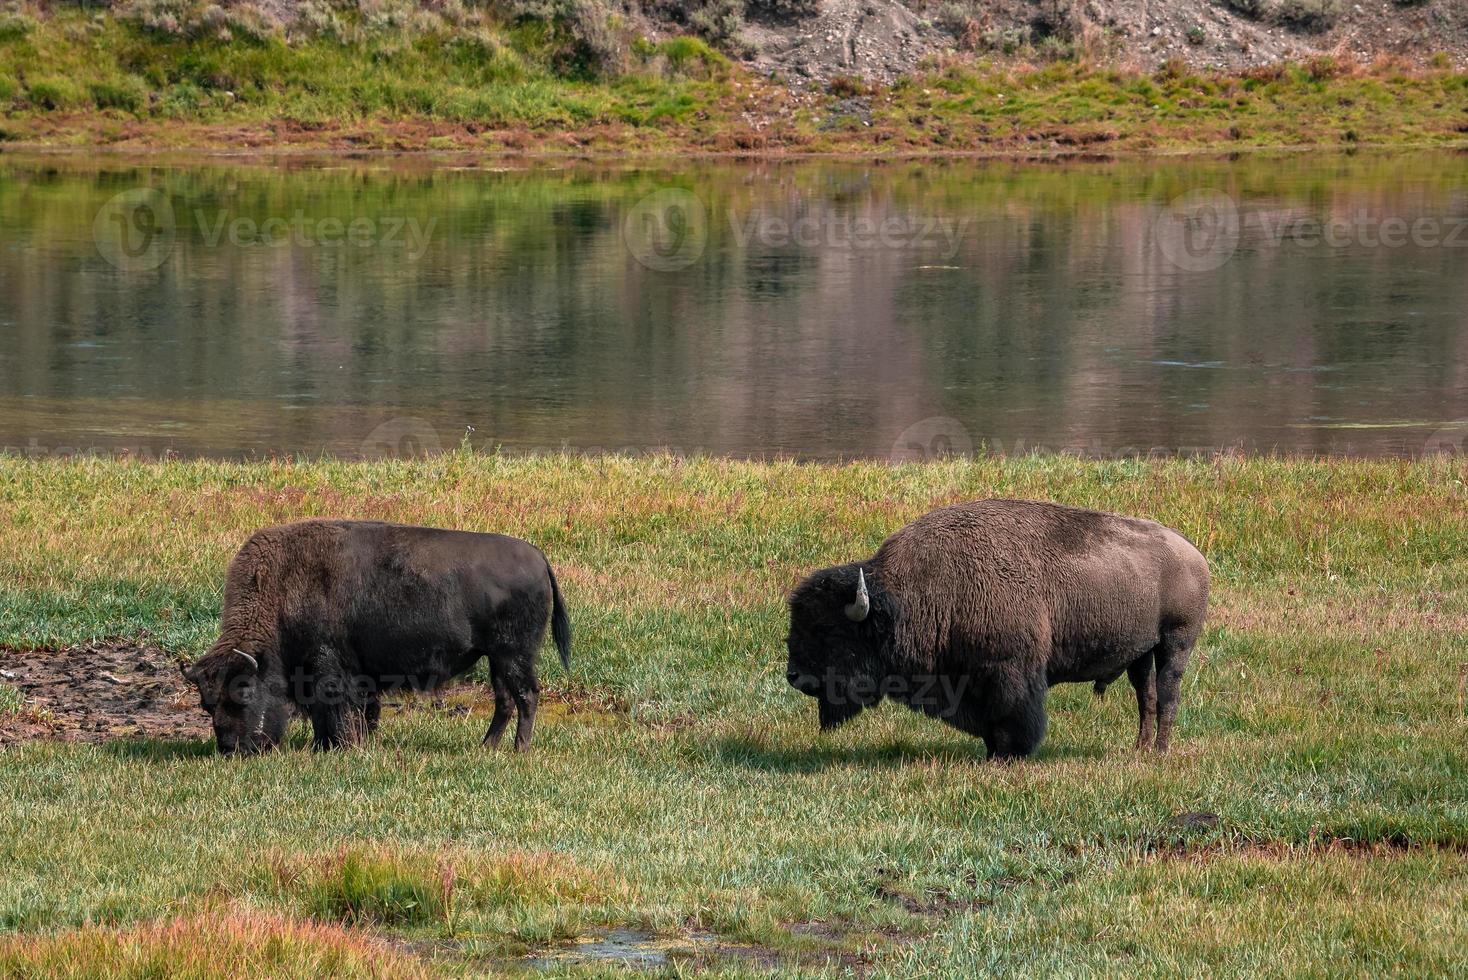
[482, 663, 514, 749]
[483, 648, 540, 752]
[1153, 628, 1199, 753]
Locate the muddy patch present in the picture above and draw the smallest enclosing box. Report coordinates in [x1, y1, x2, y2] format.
[384, 685, 628, 729]
[0, 641, 208, 746]
[524, 928, 835, 973]
[528, 929, 718, 970]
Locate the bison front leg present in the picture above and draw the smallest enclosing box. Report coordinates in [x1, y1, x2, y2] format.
[301, 650, 363, 751]
[980, 673, 1048, 761]
[818, 695, 864, 730]
[360, 694, 381, 737]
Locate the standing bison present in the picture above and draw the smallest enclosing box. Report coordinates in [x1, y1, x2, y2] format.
[185, 520, 571, 755]
[785, 499, 1208, 758]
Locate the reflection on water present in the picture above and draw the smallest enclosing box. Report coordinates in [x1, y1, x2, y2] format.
[1, 152, 1465, 460]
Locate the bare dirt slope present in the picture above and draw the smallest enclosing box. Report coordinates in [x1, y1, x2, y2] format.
[743, 0, 952, 85]
[743, 0, 1468, 85]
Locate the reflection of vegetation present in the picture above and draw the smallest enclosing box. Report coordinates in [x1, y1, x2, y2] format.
[0, 453, 1464, 974]
[1, 153, 1465, 459]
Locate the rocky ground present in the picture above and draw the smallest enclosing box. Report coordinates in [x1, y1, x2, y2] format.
[740, 0, 1468, 86]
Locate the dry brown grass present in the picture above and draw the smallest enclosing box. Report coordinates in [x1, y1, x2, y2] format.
[0, 908, 430, 979]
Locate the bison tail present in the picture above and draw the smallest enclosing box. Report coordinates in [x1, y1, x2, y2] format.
[547, 562, 572, 674]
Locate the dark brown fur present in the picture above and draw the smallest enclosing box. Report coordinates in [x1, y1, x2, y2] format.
[786, 499, 1209, 758]
[185, 520, 571, 754]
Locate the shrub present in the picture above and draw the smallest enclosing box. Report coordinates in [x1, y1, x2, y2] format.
[120, 0, 197, 37]
[1225, 0, 1268, 18]
[1186, 24, 1206, 44]
[634, 0, 746, 50]
[745, 0, 821, 18]
[90, 79, 148, 112]
[1304, 54, 1348, 79]
[27, 77, 82, 110]
[293, 0, 348, 40]
[661, 35, 726, 69]
[360, 0, 416, 33]
[504, 0, 627, 74]
[0, 9, 37, 42]
[688, 0, 744, 49]
[301, 851, 447, 927]
[985, 24, 1032, 55]
[1276, 0, 1340, 31]
[826, 73, 867, 97]
[1030, 0, 1082, 40]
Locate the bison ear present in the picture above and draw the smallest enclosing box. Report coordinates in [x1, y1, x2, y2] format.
[844, 568, 870, 622]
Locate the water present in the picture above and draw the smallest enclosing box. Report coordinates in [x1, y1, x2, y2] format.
[527, 929, 718, 969]
[2, 151, 1465, 460]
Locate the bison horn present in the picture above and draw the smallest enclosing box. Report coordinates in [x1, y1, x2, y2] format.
[844, 568, 870, 622]
[231, 648, 259, 672]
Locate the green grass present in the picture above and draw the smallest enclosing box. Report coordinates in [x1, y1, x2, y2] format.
[0, 453, 1465, 975]
[0, 7, 736, 147]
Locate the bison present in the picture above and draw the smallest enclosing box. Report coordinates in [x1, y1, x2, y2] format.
[184, 520, 571, 755]
[785, 499, 1209, 759]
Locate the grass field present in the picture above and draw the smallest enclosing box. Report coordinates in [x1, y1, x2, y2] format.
[0, 452, 1465, 976]
[4, 7, 1468, 153]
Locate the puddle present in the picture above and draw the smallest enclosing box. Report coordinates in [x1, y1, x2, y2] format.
[527, 929, 718, 969]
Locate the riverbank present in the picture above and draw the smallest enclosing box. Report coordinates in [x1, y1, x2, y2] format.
[0, 453, 1464, 974]
[4, 7, 1468, 154]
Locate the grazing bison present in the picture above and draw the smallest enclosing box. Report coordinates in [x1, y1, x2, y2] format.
[785, 499, 1208, 758]
[184, 520, 571, 755]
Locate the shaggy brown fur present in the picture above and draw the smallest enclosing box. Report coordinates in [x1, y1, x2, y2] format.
[786, 499, 1209, 758]
[185, 520, 571, 755]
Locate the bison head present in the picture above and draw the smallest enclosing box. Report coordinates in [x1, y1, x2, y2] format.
[786, 564, 891, 730]
[183, 647, 289, 755]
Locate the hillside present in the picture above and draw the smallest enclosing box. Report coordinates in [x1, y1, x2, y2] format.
[2, 0, 1467, 152]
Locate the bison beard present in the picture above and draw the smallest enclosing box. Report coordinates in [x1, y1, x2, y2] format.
[184, 520, 572, 755]
[785, 499, 1210, 759]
